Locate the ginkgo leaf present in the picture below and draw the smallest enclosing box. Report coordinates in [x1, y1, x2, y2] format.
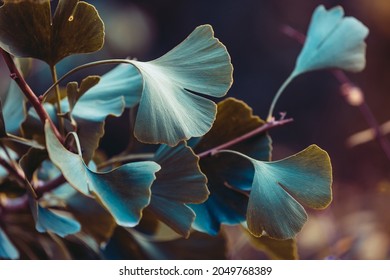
[30, 199, 81, 238]
[223, 145, 332, 239]
[190, 98, 271, 235]
[246, 233, 298, 260]
[149, 142, 209, 237]
[0, 0, 105, 66]
[67, 76, 101, 112]
[0, 227, 19, 259]
[81, 64, 143, 109]
[103, 227, 227, 260]
[1, 81, 27, 135]
[129, 24, 233, 146]
[293, 5, 369, 76]
[44, 121, 160, 227]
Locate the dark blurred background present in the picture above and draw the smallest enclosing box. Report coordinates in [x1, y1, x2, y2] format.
[2, 0, 390, 259]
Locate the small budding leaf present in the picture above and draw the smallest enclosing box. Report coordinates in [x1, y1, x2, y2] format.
[44, 122, 161, 227]
[60, 76, 124, 163]
[293, 5, 369, 76]
[67, 76, 101, 112]
[0, 0, 105, 66]
[30, 199, 81, 238]
[149, 142, 209, 238]
[129, 24, 233, 146]
[190, 98, 272, 235]
[0, 227, 19, 259]
[224, 145, 332, 239]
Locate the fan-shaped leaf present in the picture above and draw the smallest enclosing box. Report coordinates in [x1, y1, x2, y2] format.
[0, 227, 19, 259]
[44, 122, 160, 227]
[190, 98, 271, 235]
[130, 24, 233, 146]
[149, 142, 209, 237]
[293, 5, 369, 76]
[81, 64, 143, 109]
[224, 145, 332, 239]
[0, 0, 105, 66]
[1, 81, 27, 135]
[30, 200, 81, 238]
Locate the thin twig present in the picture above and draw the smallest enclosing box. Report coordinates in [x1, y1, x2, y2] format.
[198, 118, 294, 158]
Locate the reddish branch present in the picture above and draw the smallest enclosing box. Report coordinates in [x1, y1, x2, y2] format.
[198, 117, 293, 158]
[0, 49, 64, 143]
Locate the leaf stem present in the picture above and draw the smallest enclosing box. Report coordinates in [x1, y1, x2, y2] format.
[98, 153, 155, 169]
[198, 118, 294, 158]
[0, 49, 64, 144]
[267, 73, 296, 121]
[42, 59, 134, 101]
[50, 65, 65, 136]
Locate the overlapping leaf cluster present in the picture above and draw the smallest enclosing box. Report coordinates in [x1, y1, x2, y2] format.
[0, 1, 368, 259]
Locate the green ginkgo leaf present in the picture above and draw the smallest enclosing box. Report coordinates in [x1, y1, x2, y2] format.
[149, 142, 209, 237]
[0, 227, 19, 259]
[190, 98, 271, 235]
[129, 24, 233, 146]
[223, 145, 332, 239]
[293, 5, 369, 76]
[246, 233, 298, 260]
[44, 121, 160, 227]
[30, 199, 81, 238]
[0, 0, 105, 66]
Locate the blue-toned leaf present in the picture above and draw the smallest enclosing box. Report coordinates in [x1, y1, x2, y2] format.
[130, 24, 233, 146]
[30, 200, 81, 238]
[0, 227, 19, 259]
[44, 122, 160, 227]
[0, 147, 18, 181]
[190, 98, 271, 235]
[149, 142, 209, 237]
[1, 81, 27, 135]
[103, 227, 227, 260]
[293, 5, 369, 76]
[81, 64, 143, 108]
[224, 145, 332, 239]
